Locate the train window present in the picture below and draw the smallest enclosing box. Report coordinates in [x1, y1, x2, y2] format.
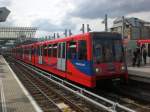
[40, 46, 44, 56]
[35, 47, 37, 55]
[103, 41, 113, 62]
[52, 44, 57, 57]
[78, 40, 87, 60]
[28, 48, 29, 55]
[62, 43, 66, 58]
[114, 40, 123, 62]
[37, 46, 40, 55]
[68, 41, 77, 59]
[43, 45, 47, 56]
[37, 46, 39, 55]
[32, 47, 35, 55]
[58, 44, 61, 58]
[93, 41, 103, 64]
[48, 44, 52, 56]
[29, 47, 31, 55]
[148, 44, 150, 57]
[36, 46, 39, 55]
[26, 48, 28, 55]
[24, 48, 25, 54]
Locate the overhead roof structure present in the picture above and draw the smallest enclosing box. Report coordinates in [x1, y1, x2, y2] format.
[0, 27, 38, 40]
[0, 27, 38, 47]
[0, 7, 10, 22]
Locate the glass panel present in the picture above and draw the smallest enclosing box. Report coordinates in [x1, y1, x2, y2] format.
[62, 43, 66, 58]
[114, 40, 123, 62]
[43, 45, 47, 56]
[148, 44, 150, 57]
[103, 40, 113, 62]
[93, 38, 123, 63]
[39, 46, 42, 56]
[52, 44, 57, 57]
[48, 44, 52, 56]
[69, 41, 77, 59]
[78, 40, 87, 60]
[93, 40, 103, 64]
[58, 44, 61, 58]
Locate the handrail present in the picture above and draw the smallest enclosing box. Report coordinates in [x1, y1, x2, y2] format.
[16, 59, 135, 112]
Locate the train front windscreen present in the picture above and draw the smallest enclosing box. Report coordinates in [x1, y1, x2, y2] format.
[92, 37, 124, 64]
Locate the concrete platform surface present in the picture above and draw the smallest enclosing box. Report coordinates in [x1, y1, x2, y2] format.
[0, 55, 42, 112]
[128, 65, 150, 83]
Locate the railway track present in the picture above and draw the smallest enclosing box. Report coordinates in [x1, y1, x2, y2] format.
[90, 79, 150, 112]
[6, 56, 136, 112]
[9, 59, 101, 112]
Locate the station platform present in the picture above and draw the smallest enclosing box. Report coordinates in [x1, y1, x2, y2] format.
[128, 65, 150, 83]
[0, 55, 42, 112]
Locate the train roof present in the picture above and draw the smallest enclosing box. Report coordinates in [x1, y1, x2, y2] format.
[90, 32, 121, 39]
[16, 32, 121, 48]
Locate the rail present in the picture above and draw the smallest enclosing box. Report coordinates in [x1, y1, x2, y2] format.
[14, 59, 135, 112]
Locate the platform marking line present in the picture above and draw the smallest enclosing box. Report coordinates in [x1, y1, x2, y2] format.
[3, 57, 43, 112]
[0, 78, 7, 112]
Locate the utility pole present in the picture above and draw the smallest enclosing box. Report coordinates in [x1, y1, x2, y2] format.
[57, 33, 60, 38]
[80, 24, 85, 34]
[102, 14, 108, 32]
[87, 24, 91, 32]
[64, 29, 68, 37]
[105, 14, 108, 32]
[53, 33, 56, 39]
[69, 29, 72, 36]
[48, 36, 51, 40]
[122, 16, 125, 39]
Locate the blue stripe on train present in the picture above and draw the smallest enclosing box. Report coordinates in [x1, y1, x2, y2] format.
[71, 59, 93, 76]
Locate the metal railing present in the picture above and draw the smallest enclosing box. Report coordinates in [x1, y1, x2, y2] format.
[15, 59, 136, 112]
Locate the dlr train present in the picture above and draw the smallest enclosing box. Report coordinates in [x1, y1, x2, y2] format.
[12, 32, 128, 88]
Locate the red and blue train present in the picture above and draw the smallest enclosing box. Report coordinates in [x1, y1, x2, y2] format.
[12, 32, 128, 88]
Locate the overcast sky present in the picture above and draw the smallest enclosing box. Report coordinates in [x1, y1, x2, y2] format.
[1, 0, 150, 36]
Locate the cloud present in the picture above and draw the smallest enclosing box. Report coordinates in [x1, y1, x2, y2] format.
[31, 17, 76, 32]
[0, 0, 11, 6]
[0, 19, 14, 26]
[70, 0, 150, 19]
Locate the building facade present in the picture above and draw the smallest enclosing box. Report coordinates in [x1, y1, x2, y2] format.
[111, 17, 150, 40]
[111, 17, 150, 65]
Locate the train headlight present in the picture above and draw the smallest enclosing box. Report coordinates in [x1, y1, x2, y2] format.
[95, 67, 101, 73]
[95, 68, 99, 72]
[121, 65, 126, 71]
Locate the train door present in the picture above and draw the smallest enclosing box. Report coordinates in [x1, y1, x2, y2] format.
[57, 42, 66, 71]
[38, 46, 43, 64]
[31, 46, 35, 64]
[29, 47, 32, 61]
[22, 47, 24, 59]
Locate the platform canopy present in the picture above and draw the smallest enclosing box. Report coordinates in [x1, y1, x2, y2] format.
[0, 27, 38, 47]
[0, 7, 10, 22]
